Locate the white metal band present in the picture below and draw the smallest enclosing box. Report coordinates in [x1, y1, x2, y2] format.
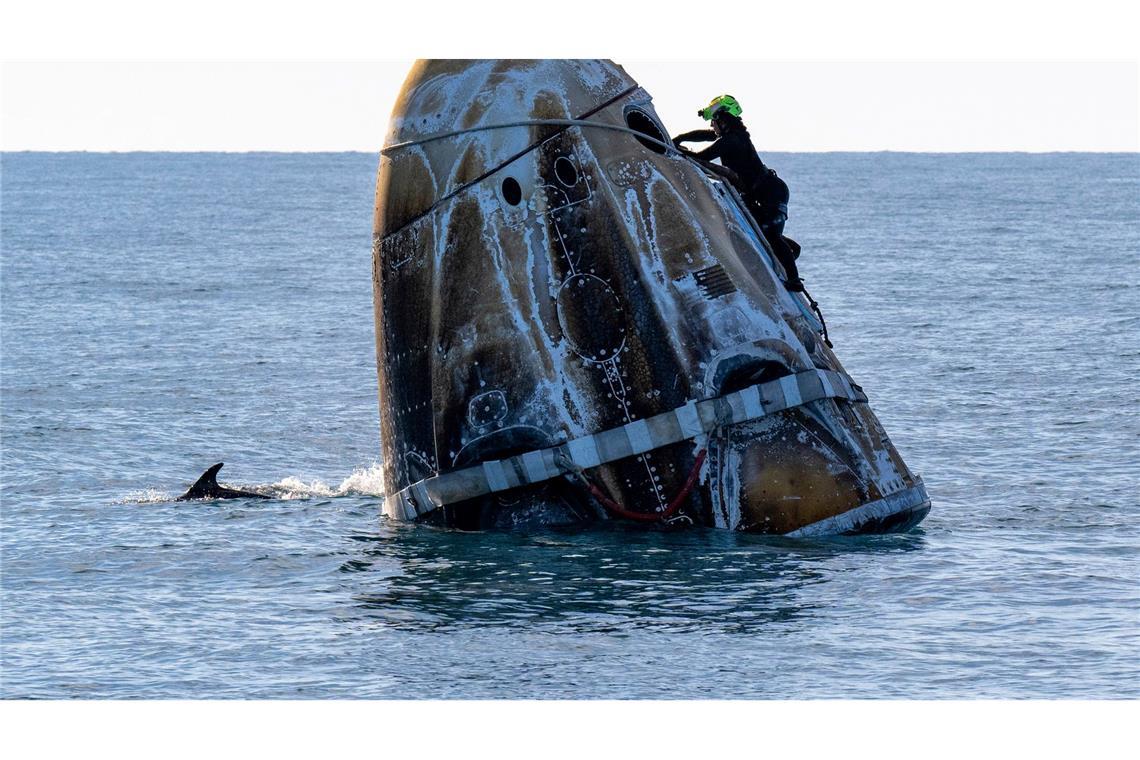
[384, 368, 867, 519]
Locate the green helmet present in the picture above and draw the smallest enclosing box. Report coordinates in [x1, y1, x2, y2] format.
[698, 94, 742, 121]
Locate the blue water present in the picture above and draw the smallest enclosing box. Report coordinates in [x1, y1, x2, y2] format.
[2, 152, 1138, 698]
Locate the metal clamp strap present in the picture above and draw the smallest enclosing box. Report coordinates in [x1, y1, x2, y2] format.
[385, 367, 866, 520]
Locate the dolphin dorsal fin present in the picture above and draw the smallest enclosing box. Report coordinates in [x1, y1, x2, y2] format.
[184, 462, 225, 499]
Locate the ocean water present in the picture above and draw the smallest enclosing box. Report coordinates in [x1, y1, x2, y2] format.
[1, 152, 1137, 699]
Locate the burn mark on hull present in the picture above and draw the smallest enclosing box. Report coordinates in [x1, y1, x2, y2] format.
[532, 132, 699, 512]
[376, 217, 438, 491]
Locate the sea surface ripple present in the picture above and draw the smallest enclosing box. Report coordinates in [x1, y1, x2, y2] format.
[2, 152, 1137, 698]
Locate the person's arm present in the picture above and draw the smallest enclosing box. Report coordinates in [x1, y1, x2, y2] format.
[691, 139, 722, 161]
[694, 159, 741, 188]
[672, 128, 716, 147]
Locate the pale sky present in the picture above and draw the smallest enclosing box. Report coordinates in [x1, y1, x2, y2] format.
[2, 61, 1137, 152]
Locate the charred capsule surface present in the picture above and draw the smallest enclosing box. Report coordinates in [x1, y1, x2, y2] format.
[373, 59, 929, 533]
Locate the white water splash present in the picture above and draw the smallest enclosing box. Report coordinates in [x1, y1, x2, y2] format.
[263, 462, 386, 500]
[115, 489, 175, 505]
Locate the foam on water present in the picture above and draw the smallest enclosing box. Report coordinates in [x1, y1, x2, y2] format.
[267, 462, 387, 499]
[115, 488, 175, 505]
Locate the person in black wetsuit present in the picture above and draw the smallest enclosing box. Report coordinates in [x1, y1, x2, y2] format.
[673, 95, 804, 291]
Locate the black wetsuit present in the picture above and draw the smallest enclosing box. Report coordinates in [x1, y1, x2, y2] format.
[674, 123, 801, 289]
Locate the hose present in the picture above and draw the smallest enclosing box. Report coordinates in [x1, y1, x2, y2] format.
[563, 449, 707, 524]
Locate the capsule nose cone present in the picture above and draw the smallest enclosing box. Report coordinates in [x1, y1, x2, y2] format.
[384, 59, 636, 144]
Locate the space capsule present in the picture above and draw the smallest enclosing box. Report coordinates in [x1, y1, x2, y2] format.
[372, 59, 930, 534]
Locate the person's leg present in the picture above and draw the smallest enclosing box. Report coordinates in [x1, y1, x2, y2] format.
[767, 208, 787, 238]
[767, 230, 803, 290]
[741, 195, 801, 289]
[756, 209, 802, 290]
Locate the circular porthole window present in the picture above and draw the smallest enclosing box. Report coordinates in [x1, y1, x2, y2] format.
[501, 177, 522, 206]
[624, 108, 669, 155]
[554, 156, 579, 187]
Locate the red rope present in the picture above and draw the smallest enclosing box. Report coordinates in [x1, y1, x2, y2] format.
[585, 449, 707, 523]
